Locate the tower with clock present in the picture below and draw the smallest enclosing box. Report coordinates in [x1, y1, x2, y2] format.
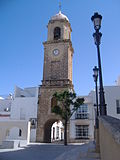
[36, 11, 74, 142]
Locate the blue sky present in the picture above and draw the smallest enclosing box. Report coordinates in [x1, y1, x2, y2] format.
[0, 0, 120, 96]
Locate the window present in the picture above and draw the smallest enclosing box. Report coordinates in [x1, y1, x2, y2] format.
[75, 104, 88, 119]
[116, 100, 120, 114]
[19, 129, 22, 137]
[4, 107, 10, 112]
[51, 97, 57, 109]
[54, 27, 61, 40]
[76, 125, 89, 139]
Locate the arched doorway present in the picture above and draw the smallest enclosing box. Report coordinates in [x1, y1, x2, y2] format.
[44, 119, 64, 143]
[51, 121, 64, 142]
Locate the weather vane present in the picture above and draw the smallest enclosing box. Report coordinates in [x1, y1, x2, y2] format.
[59, 1, 61, 13]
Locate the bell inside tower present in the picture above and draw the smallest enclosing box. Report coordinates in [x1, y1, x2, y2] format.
[54, 27, 61, 40]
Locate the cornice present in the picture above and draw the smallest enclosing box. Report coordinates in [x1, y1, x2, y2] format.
[43, 39, 74, 53]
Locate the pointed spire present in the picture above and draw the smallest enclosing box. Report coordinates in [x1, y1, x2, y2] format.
[59, 1, 61, 14]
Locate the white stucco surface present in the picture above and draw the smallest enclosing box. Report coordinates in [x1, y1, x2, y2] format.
[10, 86, 38, 142]
[10, 97, 38, 120]
[69, 96, 95, 141]
[0, 120, 30, 145]
[89, 85, 120, 119]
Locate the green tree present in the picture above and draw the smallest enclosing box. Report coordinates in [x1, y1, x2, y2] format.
[52, 90, 84, 146]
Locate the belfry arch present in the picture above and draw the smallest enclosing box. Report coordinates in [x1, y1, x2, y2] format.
[54, 27, 61, 40]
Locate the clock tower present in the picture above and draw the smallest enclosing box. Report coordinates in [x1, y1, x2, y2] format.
[36, 11, 74, 142]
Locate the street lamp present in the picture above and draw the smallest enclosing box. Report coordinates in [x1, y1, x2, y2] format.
[91, 12, 107, 115]
[93, 66, 99, 128]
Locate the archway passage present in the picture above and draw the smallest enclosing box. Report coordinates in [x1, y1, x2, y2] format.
[44, 119, 64, 143]
[51, 121, 64, 142]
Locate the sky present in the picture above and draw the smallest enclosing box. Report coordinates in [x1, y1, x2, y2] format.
[0, 0, 120, 96]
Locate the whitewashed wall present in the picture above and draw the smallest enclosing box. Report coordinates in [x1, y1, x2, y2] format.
[89, 86, 120, 119]
[10, 97, 38, 120]
[10, 86, 38, 142]
[0, 120, 30, 145]
[69, 96, 95, 141]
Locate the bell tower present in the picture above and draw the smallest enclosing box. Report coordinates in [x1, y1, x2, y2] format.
[42, 11, 73, 86]
[36, 11, 74, 142]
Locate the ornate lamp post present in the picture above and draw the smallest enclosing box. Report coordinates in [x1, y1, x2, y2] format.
[93, 66, 99, 128]
[91, 12, 107, 116]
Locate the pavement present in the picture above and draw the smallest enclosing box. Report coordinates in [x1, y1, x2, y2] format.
[55, 141, 100, 160]
[0, 141, 100, 160]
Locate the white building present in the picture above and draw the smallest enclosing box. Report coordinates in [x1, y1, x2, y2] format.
[89, 85, 120, 120]
[10, 86, 38, 142]
[69, 80, 120, 142]
[0, 92, 31, 147]
[0, 86, 38, 148]
[69, 96, 95, 143]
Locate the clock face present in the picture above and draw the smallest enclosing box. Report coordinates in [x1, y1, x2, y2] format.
[53, 49, 59, 56]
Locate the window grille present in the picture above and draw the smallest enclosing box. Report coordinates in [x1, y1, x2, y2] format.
[76, 125, 89, 139]
[75, 104, 89, 119]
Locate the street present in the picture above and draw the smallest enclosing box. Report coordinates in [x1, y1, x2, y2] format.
[0, 144, 82, 160]
[0, 142, 100, 160]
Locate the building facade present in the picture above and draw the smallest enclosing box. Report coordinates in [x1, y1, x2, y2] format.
[69, 96, 95, 142]
[89, 85, 120, 120]
[10, 86, 38, 142]
[0, 86, 38, 144]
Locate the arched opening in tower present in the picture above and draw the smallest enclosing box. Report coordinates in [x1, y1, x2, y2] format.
[44, 119, 64, 143]
[54, 27, 61, 40]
